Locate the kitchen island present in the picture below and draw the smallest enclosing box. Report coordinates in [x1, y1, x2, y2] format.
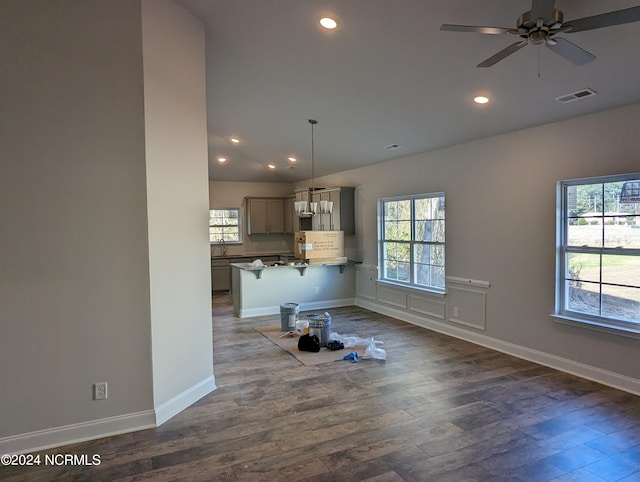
[230, 261, 356, 318]
[210, 253, 294, 293]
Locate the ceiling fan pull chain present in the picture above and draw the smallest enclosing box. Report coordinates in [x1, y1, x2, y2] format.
[538, 45, 542, 78]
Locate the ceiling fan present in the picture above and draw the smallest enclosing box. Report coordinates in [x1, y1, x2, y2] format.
[440, 0, 640, 67]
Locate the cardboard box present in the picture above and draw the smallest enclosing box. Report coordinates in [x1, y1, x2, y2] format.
[306, 256, 348, 265]
[295, 231, 344, 260]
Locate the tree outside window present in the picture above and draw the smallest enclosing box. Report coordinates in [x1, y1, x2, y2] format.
[209, 208, 241, 244]
[557, 174, 640, 332]
[379, 193, 445, 292]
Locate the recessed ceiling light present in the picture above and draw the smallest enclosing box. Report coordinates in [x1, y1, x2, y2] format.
[474, 96, 490, 104]
[288, 157, 297, 162]
[217, 157, 227, 163]
[230, 137, 240, 144]
[267, 163, 276, 169]
[320, 17, 337, 29]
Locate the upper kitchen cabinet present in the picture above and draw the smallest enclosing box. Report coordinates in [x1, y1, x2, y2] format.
[292, 188, 312, 232]
[283, 195, 294, 234]
[246, 197, 285, 234]
[311, 187, 355, 234]
[294, 188, 310, 206]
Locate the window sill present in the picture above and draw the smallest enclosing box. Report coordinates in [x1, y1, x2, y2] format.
[551, 314, 640, 340]
[377, 279, 446, 297]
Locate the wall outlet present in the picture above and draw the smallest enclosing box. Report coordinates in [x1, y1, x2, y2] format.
[314, 286, 320, 294]
[93, 382, 108, 400]
[453, 306, 459, 318]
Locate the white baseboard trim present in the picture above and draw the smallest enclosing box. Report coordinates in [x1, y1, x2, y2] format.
[0, 410, 156, 456]
[155, 374, 216, 426]
[356, 297, 640, 396]
[239, 298, 355, 318]
[0, 374, 218, 455]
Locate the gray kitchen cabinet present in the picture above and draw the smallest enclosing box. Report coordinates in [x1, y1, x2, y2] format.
[293, 189, 312, 231]
[283, 196, 294, 233]
[310, 187, 355, 234]
[211, 258, 231, 292]
[311, 190, 330, 231]
[246, 198, 285, 234]
[295, 188, 310, 205]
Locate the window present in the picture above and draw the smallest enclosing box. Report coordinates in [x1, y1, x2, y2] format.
[209, 208, 241, 244]
[556, 173, 640, 334]
[378, 193, 445, 292]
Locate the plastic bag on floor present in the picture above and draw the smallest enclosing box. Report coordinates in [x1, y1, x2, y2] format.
[361, 338, 386, 360]
[328, 332, 386, 360]
[328, 332, 384, 347]
[328, 332, 367, 347]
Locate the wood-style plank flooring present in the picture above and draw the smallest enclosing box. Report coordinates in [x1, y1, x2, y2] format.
[2, 294, 640, 481]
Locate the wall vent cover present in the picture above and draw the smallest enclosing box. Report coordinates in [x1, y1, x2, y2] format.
[555, 88, 597, 104]
[384, 144, 402, 151]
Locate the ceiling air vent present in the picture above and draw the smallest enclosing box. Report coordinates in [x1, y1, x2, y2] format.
[555, 88, 597, 104]
[384, 144, 402, 151]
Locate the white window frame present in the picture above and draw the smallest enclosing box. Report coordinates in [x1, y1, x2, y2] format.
[378, 192, 445, 294]
[209, 208, 242, 244]
[554, 173, 640, 337]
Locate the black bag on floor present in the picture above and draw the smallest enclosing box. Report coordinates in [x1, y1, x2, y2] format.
[298, 334, 320, 352]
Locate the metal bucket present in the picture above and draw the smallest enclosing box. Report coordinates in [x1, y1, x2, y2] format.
[280, 303, 299, 331]
[307, 313, 332, 346]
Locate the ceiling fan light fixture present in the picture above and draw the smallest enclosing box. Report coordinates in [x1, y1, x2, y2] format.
[529, 29, 547, 44]
[441, 3, 640, 68]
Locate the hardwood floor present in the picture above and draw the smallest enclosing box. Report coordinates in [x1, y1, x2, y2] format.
[2, 294, 640, 481]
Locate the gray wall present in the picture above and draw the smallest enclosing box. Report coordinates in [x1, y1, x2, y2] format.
[0, 0, 153, 439]
[0, 0, 213, 450]
[305, 102, 640, 390]
[142, 0, 214, 418]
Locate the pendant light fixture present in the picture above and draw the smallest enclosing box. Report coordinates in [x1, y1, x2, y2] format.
[295, 119, 319, 217]
[309, 119, 318, 215]
[309, 119, 317, 190]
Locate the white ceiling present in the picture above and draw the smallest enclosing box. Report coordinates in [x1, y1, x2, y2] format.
[175, 0, 640, 183]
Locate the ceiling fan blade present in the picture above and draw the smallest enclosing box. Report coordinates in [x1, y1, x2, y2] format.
[440, 24, 516, 35]
[545, 37, 595, 65]
[477, 41, 528, 68]
[530, 0, 556, 22]
[565, 6, 640, 33]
